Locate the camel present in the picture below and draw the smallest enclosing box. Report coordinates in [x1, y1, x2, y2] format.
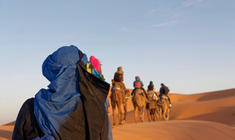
[159, 95, 171, 120]
[146, 91, 159, 121]
[123, 90, 131, 122]
[132, 88, 147, 122]
[110, 82, 126, 125]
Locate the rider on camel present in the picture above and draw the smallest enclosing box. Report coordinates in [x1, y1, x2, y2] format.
[131, 76, 147, 98]
[159, 83, 172, 107]
[112, 66, 126, 92]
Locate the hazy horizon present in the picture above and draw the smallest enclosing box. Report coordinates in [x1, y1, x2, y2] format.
[0, 0, 235, 124]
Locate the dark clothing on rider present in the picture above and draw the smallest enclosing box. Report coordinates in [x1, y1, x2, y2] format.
[159, 85, 171, 104]
[113, 70, 125, 92]
[114, 72, 123, 82]
[112, 71, 126, 104]
[148, 85, 154, 91]
[146, 81, 155, 110]
[147, 81, 154, 91]
[159, 85, 169, 96]
[13, 98, 111, 140]
[12, 98, 44, 140]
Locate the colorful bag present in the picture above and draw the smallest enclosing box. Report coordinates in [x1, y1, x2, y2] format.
[90, 56, 101, 73]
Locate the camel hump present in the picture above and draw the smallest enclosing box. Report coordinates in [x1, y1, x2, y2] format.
[148, 91, 158, 101]
[135, 89, 145, 96]
[112, 82, 125, 92]
[133, 89, 147, 107]
[162, 95, 168, 100]
[113, 84, 121, 90]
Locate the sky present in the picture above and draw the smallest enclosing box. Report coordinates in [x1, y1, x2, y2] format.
[0, 0, 235, 124]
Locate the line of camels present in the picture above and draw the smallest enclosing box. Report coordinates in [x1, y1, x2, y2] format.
[110, 86, 171, 125]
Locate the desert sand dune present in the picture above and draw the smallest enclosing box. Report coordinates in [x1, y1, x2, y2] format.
[170, 88, 235, 126]
[1, 88, 235, 140]
[113, 120, 235, 140]
[0, 125, 14, 140]
[110, 88, 235, 125]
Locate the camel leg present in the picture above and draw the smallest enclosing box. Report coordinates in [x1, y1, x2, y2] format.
[123, 103, 127, 122]
[150, 109, 155, 121]
[156, 108, 160, 121]
[147, 109, 151, 122]
[162, 101, 170, 121]
[162, 106, 165, 120]
[146, 103, 151, 121]
[148, 109, 151, 121]
[151, 109, 156, 121]
[163, 107, 167, 120]
[142, 106, 145, 122]
[140, 107, 144, 122]
[164, 110, 167, 120]
[166, 108, 170, 121]
[112, 104, 116, 126]
[117, 102, 123, 125]
[159, 107, 163, 120]
[134, 106, 138, 123]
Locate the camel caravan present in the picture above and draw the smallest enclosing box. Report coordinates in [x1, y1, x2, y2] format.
[110, 67, 172, 126]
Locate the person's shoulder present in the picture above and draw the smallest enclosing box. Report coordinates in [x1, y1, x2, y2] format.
[16, 98, 35, 118]
[21, 98, 35, 110]
[24, 98, 34, 104]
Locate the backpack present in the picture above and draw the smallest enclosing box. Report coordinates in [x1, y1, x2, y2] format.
[86, 62, 104, 80]
[90, 56, 101, 74]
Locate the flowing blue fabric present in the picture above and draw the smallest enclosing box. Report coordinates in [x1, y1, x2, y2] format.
[33, 135, 55, 140]
[34, 45, 88, 137]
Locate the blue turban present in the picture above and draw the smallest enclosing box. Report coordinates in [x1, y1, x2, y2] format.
[34, 45, 88, 137]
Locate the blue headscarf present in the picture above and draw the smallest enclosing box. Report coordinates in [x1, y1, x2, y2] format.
[34, 45, 88, 137]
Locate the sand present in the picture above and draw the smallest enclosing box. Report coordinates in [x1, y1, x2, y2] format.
[0, 125, 14, 140]
[113, 120, 235, 140]
[1, 88, 235, 140]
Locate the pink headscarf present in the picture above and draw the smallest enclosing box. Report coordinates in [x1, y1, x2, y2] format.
[90, 56, 101, 73]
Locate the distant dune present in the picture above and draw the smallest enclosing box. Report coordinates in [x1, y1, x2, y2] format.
[1, 88, 235, 140]
[0, 125, 14, 140]
[170, 88, 235, 126]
